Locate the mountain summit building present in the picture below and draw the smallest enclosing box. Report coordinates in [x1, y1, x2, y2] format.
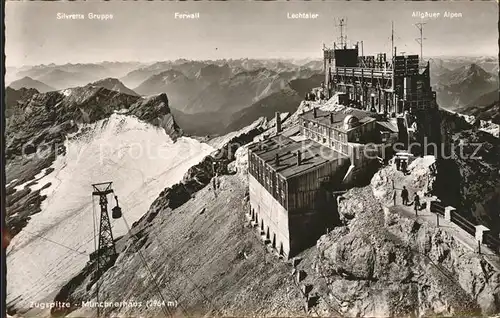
[248, 27, 441, 258]
[248, 108, 391, 258]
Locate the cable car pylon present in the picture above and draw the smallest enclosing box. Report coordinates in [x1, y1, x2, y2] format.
[91, 182, 119, 273]
[91, 181, 122, 317]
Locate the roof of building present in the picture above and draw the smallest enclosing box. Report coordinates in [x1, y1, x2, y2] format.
[248, 134, 348, 180]
[377, 120, 399, 133]
[299, 107, 376, 132]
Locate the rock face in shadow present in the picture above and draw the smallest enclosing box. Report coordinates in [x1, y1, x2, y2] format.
[128, 93, 182, 141]
[436, 111, 500, 233]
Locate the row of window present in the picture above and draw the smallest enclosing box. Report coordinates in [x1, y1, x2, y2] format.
[248, 152, 287, 208]
[301, 119, 348, 143]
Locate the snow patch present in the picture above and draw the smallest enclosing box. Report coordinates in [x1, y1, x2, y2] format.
[6, 113, 214, 309]
[6, 178, 18, 187]
[61, 89, 72, 97]
[13, 169, 48, 191]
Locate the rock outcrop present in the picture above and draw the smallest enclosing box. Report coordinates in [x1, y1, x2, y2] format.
[316, 186, 500, 316]
[128, 93, 182, 141]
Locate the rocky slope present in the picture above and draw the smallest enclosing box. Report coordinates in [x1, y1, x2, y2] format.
[316, 186, 499, 316]
[5, 87, 40, 117]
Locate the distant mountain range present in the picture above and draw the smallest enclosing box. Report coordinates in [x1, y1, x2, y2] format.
[134, 69, 202, 105]
[7, 62, 146, 89]
[172, 73, 324, 136]
[429, 56, 499, 76]
[432, 63, 498, 111]
[128, 62, 322, 135]
[8, 76, 55, 93]
[7, 57, 496, 135]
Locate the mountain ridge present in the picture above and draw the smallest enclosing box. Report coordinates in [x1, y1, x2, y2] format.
[8, 76, 56, 93]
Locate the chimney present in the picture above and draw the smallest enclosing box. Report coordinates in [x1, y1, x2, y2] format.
[313, 107, 317, 118]
[275, 112, 282, 134]
[329, 113, 334, 124]
[275, 154, 280, 166]
[297, 151, 302, 165]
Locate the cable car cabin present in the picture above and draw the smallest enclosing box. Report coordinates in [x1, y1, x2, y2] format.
[112, 206, 122, 219]
[112, 195, 122, 219]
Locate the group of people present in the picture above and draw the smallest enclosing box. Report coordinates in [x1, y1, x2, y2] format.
[395, 186, 421, 213]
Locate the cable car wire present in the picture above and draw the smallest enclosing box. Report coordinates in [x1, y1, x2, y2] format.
[121, 214, 175, 318]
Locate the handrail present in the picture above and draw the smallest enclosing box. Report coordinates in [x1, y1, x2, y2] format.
[430, 201, 500, 252]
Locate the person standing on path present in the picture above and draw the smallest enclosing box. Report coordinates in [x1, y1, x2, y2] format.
[414, 193, 420, 214]
[401, 159, 408, 175]
[401, 186, 409, 206]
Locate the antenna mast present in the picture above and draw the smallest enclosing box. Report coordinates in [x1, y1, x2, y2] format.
[415, 22, 427, 63]
[336, 18, 348, 48]
[391, 21, 395, 61]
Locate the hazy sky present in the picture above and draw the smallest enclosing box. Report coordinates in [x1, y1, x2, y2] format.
[5, 1, 498, 67]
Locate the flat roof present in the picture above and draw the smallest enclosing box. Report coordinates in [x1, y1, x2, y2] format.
[248, 134, 348, 180]
[299, 107, 376, 132]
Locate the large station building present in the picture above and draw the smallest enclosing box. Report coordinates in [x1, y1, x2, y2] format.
[247, 30, 442, 258]
[248, 107, 394, 258]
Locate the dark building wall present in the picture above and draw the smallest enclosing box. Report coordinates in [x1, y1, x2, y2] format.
[334, 49, 359, 67]
[287, 157, 350, 254]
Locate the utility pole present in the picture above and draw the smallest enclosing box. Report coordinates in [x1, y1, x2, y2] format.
[91, 182, 119, 318]
[415, 22, 427, 63]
